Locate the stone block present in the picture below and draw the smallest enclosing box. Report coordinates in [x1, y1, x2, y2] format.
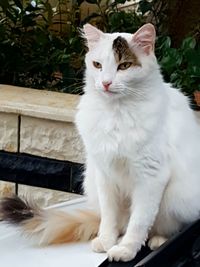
[20, 116, 85, 163]
[0, 112, 18, 152]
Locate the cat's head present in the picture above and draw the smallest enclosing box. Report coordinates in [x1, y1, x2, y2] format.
[82, 23, 160, 99]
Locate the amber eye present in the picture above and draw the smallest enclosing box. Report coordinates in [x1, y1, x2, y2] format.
[93, 61, 102, 69]
[118, 62, 132, 70]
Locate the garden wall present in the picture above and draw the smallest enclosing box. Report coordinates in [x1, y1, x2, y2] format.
[0, 85, 84, 205]
[0, 85, 84, 162]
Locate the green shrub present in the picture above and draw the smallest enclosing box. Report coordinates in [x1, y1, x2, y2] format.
[156, 36, 200, 97]
[0, 0, 84, 94]
[0, 0, 199, 104]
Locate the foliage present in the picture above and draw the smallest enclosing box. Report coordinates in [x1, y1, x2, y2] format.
[79, 0, 144, 33]
[137, 0, 168, 34]
[0, 0, 84, 93]
[156, 36, 200, 96]
[0, 0, 199, 102]
[137, 0, 200, 101]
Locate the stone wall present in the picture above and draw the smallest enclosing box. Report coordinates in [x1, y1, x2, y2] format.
[0, 85, 84, 205]
[20, 116, 84, 162]
[0, 85, 84, 162]
[0, 112, 18, 152]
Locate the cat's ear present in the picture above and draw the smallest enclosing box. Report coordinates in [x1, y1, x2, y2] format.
[132, 24, 156, 55]
[82, 24, 104, 50]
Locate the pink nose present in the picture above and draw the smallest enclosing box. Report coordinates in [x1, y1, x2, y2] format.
[102, 81, 112, 91]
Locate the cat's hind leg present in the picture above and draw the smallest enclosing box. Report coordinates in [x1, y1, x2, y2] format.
[148, 235, 168, 250]
[91, 237, 105, 252]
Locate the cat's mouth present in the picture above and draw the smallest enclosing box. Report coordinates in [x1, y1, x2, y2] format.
[103, 89, 118, 95]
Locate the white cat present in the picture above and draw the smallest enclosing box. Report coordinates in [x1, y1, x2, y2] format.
[1, 23, 200, 262]
[75, 23, 200, 261]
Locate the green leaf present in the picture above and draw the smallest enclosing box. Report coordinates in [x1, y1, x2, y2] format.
[138, 0, 152, 15]
[157, 36, 171, 51]
[184, 48, 200, 67]
[181, 37, 196, 51]
[170, 72, 179, 83]
[13, 0, 23, 9]
[187, 66, 200, 78]
[160, 48, 182, 73]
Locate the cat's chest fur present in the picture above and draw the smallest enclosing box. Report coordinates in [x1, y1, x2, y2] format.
[76, 96, 154, 166]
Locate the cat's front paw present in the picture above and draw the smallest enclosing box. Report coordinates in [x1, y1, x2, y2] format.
[91, 236, 117, 253]
[107, 244, 137, 262]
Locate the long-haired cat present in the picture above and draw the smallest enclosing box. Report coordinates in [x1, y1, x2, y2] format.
[1, 23, 200, 262]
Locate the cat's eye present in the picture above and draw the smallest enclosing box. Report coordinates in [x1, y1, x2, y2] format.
[118, 62, 132, 70]
[93, 61, 102, 69]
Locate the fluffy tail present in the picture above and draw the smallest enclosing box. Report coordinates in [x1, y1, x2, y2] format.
[0, 195, 100, 245]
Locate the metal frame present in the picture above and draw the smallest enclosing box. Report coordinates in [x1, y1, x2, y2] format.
[0, 150, 84, 194]
[98, 219, 200, 267]
[0, 150, 199, 266]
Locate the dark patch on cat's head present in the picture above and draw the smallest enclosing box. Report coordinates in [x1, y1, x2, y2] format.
[113, 36, 129, 61]
[112, 36, 141, 66]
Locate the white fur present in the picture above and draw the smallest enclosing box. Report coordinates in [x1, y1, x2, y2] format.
[75, 24, 200, 262]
